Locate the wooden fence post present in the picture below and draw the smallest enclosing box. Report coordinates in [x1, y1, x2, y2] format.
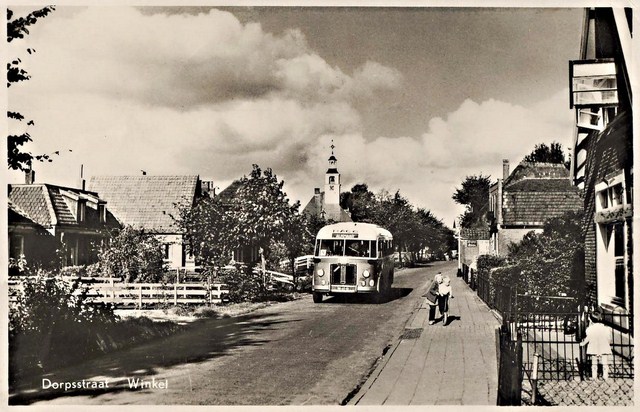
[138, 285, 142, 309]
[174, 283, 178, 305]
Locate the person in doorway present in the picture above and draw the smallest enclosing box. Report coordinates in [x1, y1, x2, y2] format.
[423, 273, 442, 325]
[580, 309, 612, 380]
[438, 276, 453, 326]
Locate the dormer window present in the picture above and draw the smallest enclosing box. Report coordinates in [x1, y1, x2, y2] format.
[77, 199, 86, 222]
[596, 173, 627, 212]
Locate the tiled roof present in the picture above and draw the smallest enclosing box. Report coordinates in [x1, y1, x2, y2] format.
[8, 185, 55, 227]
[48, 186, 77, 225]
[8, 184, 114, 229]
[502, 178, 582, 226]
[216, 180, 244, 204]
[302, 193, 324, 218]
[460, 228, 491, 240]
[505, 162, 570, 187]
[8, 199, 42, 227]
[88, 175, 199, 233]
[302, 192, 352, 222]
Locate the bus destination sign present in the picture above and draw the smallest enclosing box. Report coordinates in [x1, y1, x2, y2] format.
[331, 230, 359, 239]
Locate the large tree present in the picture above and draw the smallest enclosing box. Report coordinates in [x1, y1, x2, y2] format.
[452, 174, 491, 228]
[177, 165, 309, 272]
[523, 142, 568, 167]
[7, 7, 57, 171]
[340, 183, 377, 222]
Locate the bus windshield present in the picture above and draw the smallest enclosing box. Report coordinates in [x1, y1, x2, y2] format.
[316, 239, 376, 258]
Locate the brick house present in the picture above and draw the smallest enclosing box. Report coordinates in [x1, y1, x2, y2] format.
[8, 179, 118, 269]
[569, 8, 633, 314]
[488, 160, 583, 256]
[88, 175, 204, 269]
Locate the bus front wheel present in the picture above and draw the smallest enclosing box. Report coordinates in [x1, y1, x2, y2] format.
[313, 292, 323, 303]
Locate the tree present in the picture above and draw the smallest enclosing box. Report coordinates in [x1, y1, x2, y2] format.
[227, 165, 304, 266]
[96, 226, 166, 283]
[7, 6, 59, 171]
[178, 195, 232, 270]
[452, 174, 491, 228]
[523, 142, 568, 167]
[340, 183, 377, 222]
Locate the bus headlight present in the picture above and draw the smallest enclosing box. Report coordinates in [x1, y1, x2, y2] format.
[363, 270, 370, 278]
[317, 269, 324, 277]
[369, 279, 375, 287]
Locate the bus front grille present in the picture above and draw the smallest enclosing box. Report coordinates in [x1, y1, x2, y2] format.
[330, 264, 357, 285]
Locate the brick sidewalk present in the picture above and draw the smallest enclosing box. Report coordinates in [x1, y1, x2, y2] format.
[349, 271, 500, 405]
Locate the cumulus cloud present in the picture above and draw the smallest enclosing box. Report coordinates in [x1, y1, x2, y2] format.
[8, 6, 573, 227]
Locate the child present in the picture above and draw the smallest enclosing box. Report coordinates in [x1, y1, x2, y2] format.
[580, 310, 612, 379]
[438, 276, 453, 326]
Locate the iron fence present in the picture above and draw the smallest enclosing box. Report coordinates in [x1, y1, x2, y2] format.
[484, 275, 635, 406]
[476, 273, 515, 317]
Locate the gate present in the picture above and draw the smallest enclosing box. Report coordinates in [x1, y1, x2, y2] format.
[497, 323, 522, 405]
[496, 293, 634, 406]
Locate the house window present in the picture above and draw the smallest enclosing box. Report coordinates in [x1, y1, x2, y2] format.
[570, 59, 618, 108]
[98, 204, 106, 223]
[9, 234, 24, 259]
[595, 172, 627, 212]
[163, 244, 171, 260]
[613, 223, 626, 306]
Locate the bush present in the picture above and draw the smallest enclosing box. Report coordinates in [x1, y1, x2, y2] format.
[10, 272, 118, 377]
[218, 266, 266, 303]
[193, 306, 218, 318]
[96, 226, 166, 282]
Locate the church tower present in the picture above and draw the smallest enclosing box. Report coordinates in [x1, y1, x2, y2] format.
[324, 141, 341, 205]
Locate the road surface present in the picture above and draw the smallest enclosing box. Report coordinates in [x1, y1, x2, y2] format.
[11, 261, 456, 405]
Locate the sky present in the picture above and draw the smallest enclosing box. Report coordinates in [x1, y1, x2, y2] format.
[7, 6, 585, 227]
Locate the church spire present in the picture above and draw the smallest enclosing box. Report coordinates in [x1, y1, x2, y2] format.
[327, 140, 338, 172]
[324, 139, 340, 205]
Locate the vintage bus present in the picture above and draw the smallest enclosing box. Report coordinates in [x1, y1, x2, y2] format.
[312, 222, 394, 303]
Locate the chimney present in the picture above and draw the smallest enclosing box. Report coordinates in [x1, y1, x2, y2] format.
[79, 164, 86, 191]
[502, 159, 510, 180]
[24, 164, 35, 184]
[314, 187, 321, 195]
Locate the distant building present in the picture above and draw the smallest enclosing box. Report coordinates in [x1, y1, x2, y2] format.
[458, 227, 491, 286]
[302, 142, 352, 223]
[8, 171, 118, 268]
[488, 160, 582, 256]
[88, 175, 204, 269]
[569, 8, 633, 313]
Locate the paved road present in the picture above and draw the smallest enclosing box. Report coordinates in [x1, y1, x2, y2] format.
[11, 261, 456, 405]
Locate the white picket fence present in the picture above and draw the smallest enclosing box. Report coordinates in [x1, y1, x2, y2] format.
[8, 276, 229, 307]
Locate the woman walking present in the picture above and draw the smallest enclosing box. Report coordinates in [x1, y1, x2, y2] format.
[424, 273, 442, 325]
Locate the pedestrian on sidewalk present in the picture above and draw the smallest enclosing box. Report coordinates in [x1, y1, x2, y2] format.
[423, 273, 442, 325]
[438, 276, 453, 326]
[580, 309, 612, 380]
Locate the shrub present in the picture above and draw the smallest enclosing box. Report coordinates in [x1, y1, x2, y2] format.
[193, 306, 218, 318]
[96, 226, 166, 282]
[9, 272, 118, 377]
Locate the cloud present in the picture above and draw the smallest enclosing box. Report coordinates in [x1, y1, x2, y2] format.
[8, 6, 573, 227]
[18, 7, 401, 110]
